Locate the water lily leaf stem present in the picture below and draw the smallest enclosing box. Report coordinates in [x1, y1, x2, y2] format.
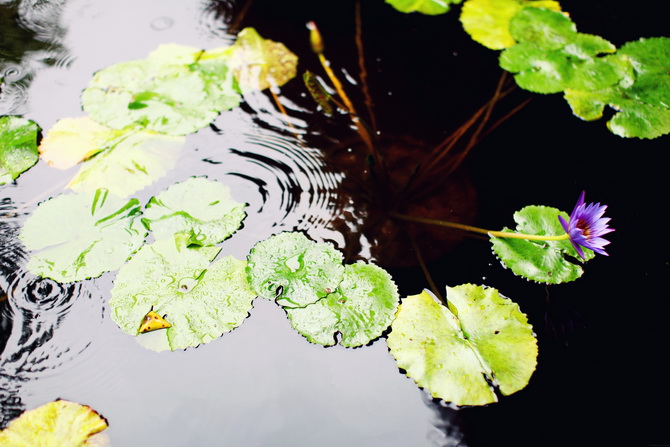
[390, 211, 570, 241]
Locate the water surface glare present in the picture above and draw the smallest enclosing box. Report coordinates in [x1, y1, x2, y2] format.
[0, 0, 463, 445]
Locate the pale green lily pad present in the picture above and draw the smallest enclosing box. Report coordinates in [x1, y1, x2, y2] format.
[246, 232, 345, 308]
[0, 115, 40, 185]
[388, 287, 537, 406]
[66, 129, 184, 198]
[38, 117, 123, 170]
[19, 189, 147, 283]
[499, 8, 626, 94]
[142, 177, 246, 246]
[109, 235, 256, 351]
[0, 400, 108, 447]
[460, 0, 562, 50]
[490, 205, 594, 284]
[81, 44, 240, 135]
[202, 27, 297, 92]
[564, 37, 670, 139]
[286, 262, 399, 347]
[385, 0, 461, 15]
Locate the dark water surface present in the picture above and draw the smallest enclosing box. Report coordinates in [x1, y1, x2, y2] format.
[2, 0, 669, 446]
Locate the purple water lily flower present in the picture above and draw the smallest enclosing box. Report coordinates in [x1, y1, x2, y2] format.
[558, 191, 614, 259]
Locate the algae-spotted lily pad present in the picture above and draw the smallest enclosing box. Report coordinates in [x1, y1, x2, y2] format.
[246, 232, 345, 308]
[460, 0, 562, 50]
[490, 205, 594, 284]
[565, 37, 670, 139]
[385, 0, 462, 15]
[110, 235, 256, 351]
[499, 8, 627, 94]
[286, 262, 399, 347]
[19, 189, 147, 283]
[203, 27, 297, 92]
[65, 128, 184, 198]
[142, 177, 247, 246]
[81, 44, 241, 135]
[388, 286, 537, 406]
[0, 115, 40, 185]
[0, 399, 108, 447]
[38, 117, 124, 170]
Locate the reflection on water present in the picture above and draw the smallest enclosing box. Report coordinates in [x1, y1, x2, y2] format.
[1, 207, 104, 426]
[0, 0, 467, 444]
[0, 0, 68, 114]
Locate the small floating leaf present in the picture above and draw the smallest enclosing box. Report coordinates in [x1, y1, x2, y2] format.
[19, 189, 147, 283]
[490, 205, 594, 284]
[0, 399, 108, 446]
[206, 27, 298, 92]
[460, 0, 562, 50]
[38, 117, 123, 170]
[81, 44, 241, 135]
[110, 236, 256, 351]
[66, 129, 184, 198]
[303, 70, 334, 115]
[142, 177, 247, 246]
[385, 0, 462, 15]
[0, 115, 40, 185]
[246, 232, 345, 308]
[499, 8, 626, 94]
[138, 310, 172, 333]
[387, 287, 537, 406]
[286, 262, 399, 347]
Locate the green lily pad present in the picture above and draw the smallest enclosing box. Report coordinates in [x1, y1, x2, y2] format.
[38, 117, 124, 170]
[0, 115, 40, 185]
[564, 37, 670, 139]
[202, 27, 297, 92]
[19, 189, 147, 283]
[385, 0, 462, 15]
[142, 177, 247, 246]
[387, 286, 537, 406]
[0, 400, 108, 447]
[109, 235, 256, 351]
[246, 232, 345, 308]
[499, 8, 626, 94]
[286, 262, 399, 347]
[81, 44, 241, 135]
[66, 129, 184, 198]
[460, 0, 562, 50]
[490, 205, 594, 284]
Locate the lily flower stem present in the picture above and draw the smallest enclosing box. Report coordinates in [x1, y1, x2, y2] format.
[390, 212, 570, 241]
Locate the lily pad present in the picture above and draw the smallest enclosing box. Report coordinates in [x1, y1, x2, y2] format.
[202, 27, 298, 92]
[0, 115, 40, 185]
[38, 117, 124, 170]
[387, 287, 537, 406]
[499, 8, 626, 94]
[460, 0, 562, 50]
[385, 0, 462, 15]
[81, 44, 241, 135]
[109, 235, 256, 351]
[142, 177, 247, 246]
[564, 37, 670, 139]
[246, 232, 345, 308]
[286, 262, 399, 347]
[19, 189, 147, 283]
[490, 205, 594, 284]
[66, 129, 184, 198]
[0, 399, 108, 447]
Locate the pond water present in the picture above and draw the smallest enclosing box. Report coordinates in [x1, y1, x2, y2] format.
[1, 0, 668, 446]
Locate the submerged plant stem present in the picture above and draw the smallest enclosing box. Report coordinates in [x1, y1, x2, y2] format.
[408, 231, 444, 304]
[390, 212, 570, 241]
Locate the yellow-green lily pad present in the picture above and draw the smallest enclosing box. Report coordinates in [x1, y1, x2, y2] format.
[0, 400, 108, 447]
[388, 286, 537, 406]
